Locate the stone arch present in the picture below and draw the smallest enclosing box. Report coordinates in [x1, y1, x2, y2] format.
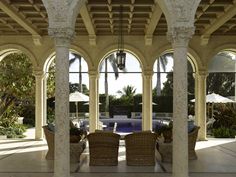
[157, 1, 201, 29]
[43, 45, 93, 73]
[97, 44, 146, 72]
[42, 0, 85, 33]
[207, 43, 236, 68]
[70, 45, 94, 70]
[187, 48, 202, 72]
[69, 0, 86, 30]
[0, 44, 38, 69]
[150, 44, 172, 68]
[43, 52, 55, 73]
[151, 45, 200, 73]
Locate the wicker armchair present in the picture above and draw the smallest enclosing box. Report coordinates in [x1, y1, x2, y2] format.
[158, 126, 200, 162]
[188, 126, 200, 160]
[87, 132, 120, 166]
[43, 126, 86, 163]
[125, 131, 158, 166]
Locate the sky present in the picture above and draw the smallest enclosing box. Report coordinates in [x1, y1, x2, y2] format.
[69, 52, 174, 97]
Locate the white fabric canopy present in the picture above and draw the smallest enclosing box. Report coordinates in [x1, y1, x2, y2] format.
[69, 91, 89, 102]
[139, 102, 157, 105]
[69, 92, 89, 119]
[191, 93, 234, 118]
[191, 93, 234, 103]
[83, 102, 101, 105]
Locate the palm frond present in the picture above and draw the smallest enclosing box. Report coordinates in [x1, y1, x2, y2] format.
[69, 57, 76, 65]
[69, 53, 81, 66]
[108, 54, 119, 79]
[117, 85, 136, 97]
[159, 55, 168, 72]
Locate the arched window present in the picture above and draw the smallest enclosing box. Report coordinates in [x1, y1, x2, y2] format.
[46, 52, 89, 123]
[98, 51, 142, 132]
[152, 52, 196, 130]
[208, 51, 236, 97]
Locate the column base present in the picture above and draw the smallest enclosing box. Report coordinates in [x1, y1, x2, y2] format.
[35, 137, 44, 141]
[197, 137, 208, 141]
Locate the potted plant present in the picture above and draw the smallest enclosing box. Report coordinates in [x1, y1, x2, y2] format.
[156, 122, 173, 143]
[70, 127, 81, 143]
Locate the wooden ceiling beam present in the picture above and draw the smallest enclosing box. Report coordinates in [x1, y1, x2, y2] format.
[80, 3, 96, 45]
[0, 0, 42, 45]
[201, 1, 236, 45]
[144, 2, 162, 45]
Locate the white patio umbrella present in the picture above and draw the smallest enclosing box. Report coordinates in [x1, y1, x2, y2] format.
[190, 93, 234, 103]
[191, 93, 235, 118]
[83, 102, 102, 105]
[69, 92, 89, 119]
[139, 102, 157, 105]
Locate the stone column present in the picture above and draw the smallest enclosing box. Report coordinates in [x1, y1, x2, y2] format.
[89, 70, 99, 132]
[34, 71, 44, 140]
[142, 70, 153, 131]
[195, 71, 208, 140]
[43, 73, 48, 126]
[234, 64, 236, 118]
[168, 27, 194, 177]
[193, 73, 198, 124]
[49, 28, 73, 177]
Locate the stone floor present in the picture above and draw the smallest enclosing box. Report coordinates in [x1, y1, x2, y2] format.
[0, 129, 236, 177]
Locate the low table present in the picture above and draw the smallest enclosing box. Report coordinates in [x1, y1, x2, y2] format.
[118, 132, 130, 140]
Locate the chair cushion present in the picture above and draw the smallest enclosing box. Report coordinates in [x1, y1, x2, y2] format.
[188, 121, 195, 133]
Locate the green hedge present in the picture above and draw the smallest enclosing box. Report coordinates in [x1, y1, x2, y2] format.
[212, 127, 236, 138]
[0, 124, 26, 138]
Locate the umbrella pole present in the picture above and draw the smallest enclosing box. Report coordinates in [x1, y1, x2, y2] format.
[75, 102, 78, 120]
[212, 103, 214, 118]
[207, 103, 209, 118]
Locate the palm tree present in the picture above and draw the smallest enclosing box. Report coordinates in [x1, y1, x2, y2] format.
[117, 85, 136, 106]
[100, 54, 119, 114]
[156, 54, 168, 96]
[69, 53, 83, 92]
[117, 85, 136, 98]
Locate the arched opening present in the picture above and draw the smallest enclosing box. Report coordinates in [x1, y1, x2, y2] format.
[44, 51, 89, 126]
[152, 51, 196, 132]
[0, 51, 35, 139]
[207, 50, 236, 138]
[97, 51, 143, 133]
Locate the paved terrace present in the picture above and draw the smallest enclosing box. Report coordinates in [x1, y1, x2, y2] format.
[0, 128, 236, 177]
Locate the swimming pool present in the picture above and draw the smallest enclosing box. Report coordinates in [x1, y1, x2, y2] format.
[78, 117, 171, 133]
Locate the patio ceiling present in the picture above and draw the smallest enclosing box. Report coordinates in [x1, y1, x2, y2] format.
[0, 0, 236, 38]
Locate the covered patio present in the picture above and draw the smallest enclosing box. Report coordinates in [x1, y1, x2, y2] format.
[0, 0, 236, 177]
[0, 135, 236, 177]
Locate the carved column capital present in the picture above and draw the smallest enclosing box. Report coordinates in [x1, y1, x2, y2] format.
[89, 70, 99, 76]
[48, 27, 74, 46]
[33, 70, 45, 78]
[196, 70, 208, 78]
[142, 70, 154, 77]
[167, 26, 195, 47]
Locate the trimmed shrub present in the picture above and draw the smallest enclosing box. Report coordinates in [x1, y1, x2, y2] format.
[212, 127, 236, 138]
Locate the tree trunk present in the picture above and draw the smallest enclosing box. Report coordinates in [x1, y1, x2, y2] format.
[79, 57, 82, 92]
[0, 96, 16, 117]
[105, 59, 109, 113]
[235, 62, 236, 101]
[156, 60, 161, 96]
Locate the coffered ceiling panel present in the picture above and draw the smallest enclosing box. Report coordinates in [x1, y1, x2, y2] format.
[0, 0, 235, 36]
